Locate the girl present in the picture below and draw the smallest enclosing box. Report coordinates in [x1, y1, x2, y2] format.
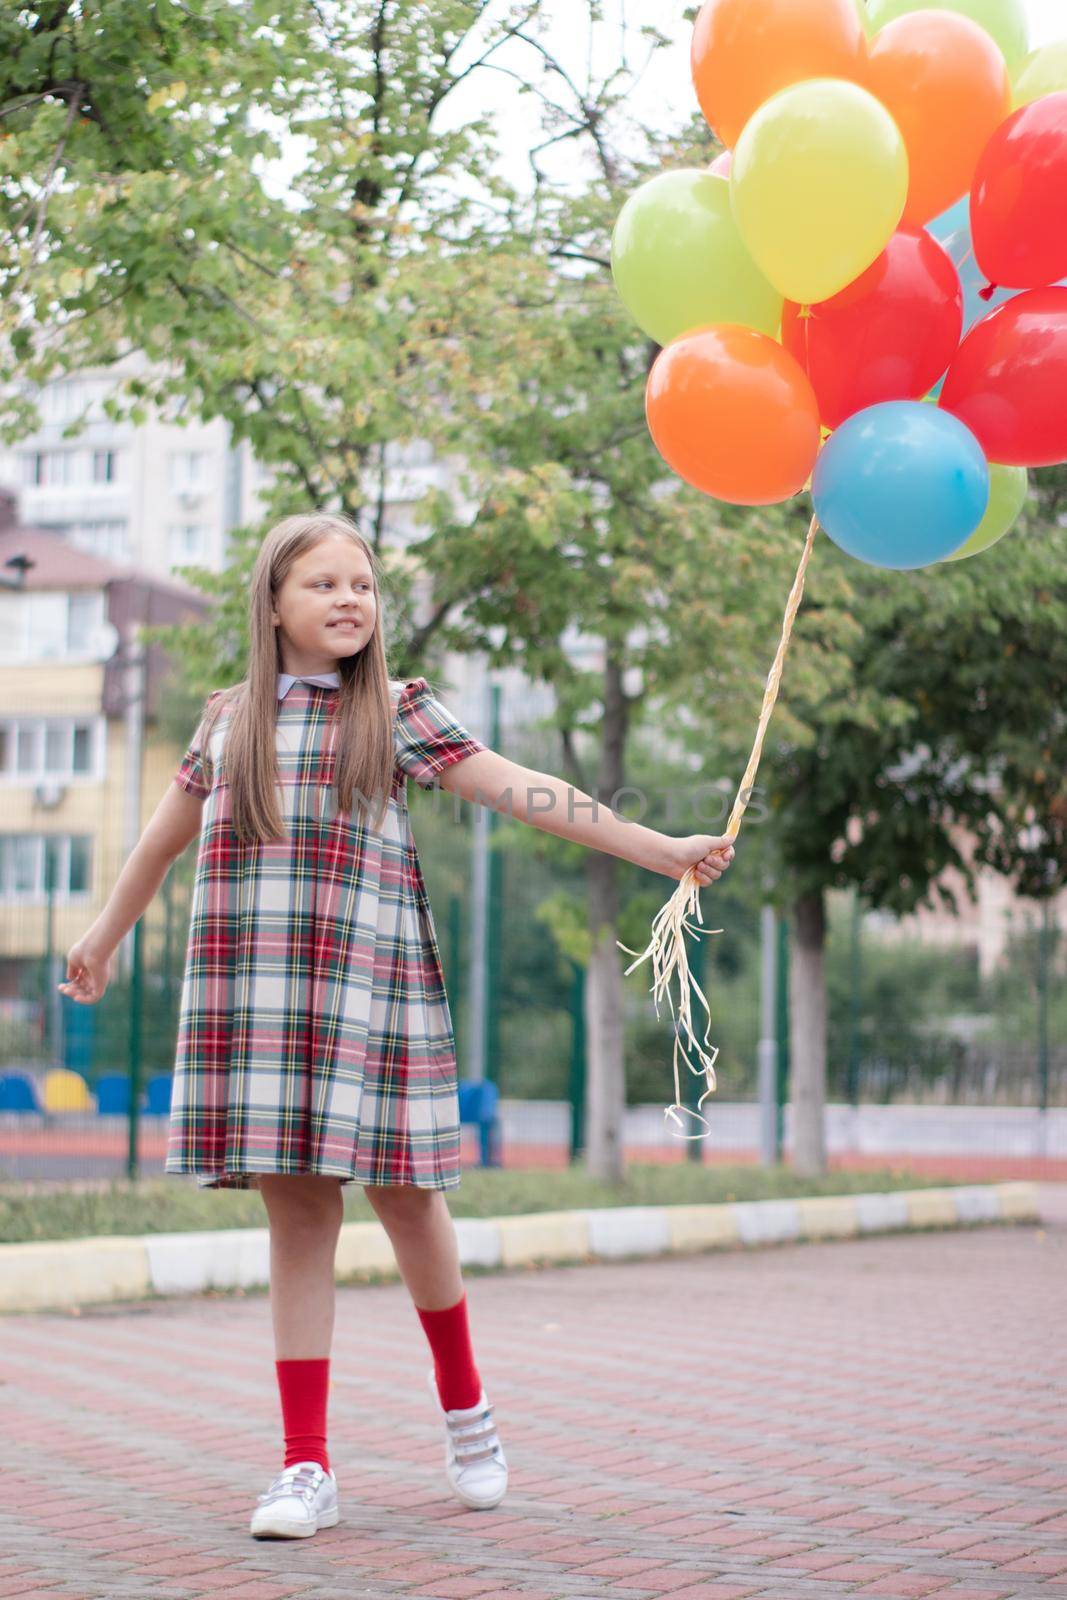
[60, 511, 735, 1540]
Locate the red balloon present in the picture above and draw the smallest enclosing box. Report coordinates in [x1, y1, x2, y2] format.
[939, 287, 1067, 467]
[781, 228, 962, 429]
[972, 92, 1067, 291]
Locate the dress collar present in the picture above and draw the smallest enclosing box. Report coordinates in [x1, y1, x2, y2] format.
[277, 671, 341, 700]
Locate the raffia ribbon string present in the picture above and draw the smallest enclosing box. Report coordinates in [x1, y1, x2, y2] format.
[617, 513, 822, 1139]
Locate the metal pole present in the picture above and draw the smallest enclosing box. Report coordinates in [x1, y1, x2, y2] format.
[126, 915, 143, 1181]
[119, 627, 146, 977]
[569, 962, 587, 1162]
[1037, 901, 1052, 1159]
[162, 867, 175, 1013]
[485, 684, 502, 1087]
[848, 888, 862, 1108]
[758, 902, 778, 1166]
[466, 669, 493, 1084]
[775, 914, 790, 1160]
[446, 892, 462, 1017]
[44, 841, 61, 1063]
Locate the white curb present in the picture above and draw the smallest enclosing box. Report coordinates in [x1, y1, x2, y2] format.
[0, 1181, 1039, 1316]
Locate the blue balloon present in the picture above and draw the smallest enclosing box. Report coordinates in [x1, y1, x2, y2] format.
[813, 402, 990, 571]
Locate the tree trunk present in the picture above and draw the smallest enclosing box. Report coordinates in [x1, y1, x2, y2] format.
[789, 888, 828, 1176]
[581, 654, 630, 1185]
[584, 850, 625, 1183]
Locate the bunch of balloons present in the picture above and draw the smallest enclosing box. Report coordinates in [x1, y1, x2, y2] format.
[611, 0, 1067, 571]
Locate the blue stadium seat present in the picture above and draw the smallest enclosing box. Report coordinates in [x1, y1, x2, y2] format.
[145, 1074, 173, 1115]
[95, 1074, 131, 1115]
[0, 1073, 42, 1114]
[458, 1078, 502, 1168]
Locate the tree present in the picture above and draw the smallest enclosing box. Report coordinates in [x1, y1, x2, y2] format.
[400, 18, 862, 1178]
[767, 467, 1067, 1173]
[4, 0, 832, 1182]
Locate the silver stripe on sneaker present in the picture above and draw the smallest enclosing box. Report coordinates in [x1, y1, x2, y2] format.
[257, 1464, 327, 1506]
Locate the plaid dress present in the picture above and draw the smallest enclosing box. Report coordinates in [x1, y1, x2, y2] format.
[165, 677, 487, 1191]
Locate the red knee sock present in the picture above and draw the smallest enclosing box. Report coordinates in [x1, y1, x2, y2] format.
[416, 1293, 482, 1411]
[275, 1357, 331, 1471]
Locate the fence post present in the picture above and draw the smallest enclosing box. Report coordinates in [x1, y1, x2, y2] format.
[447, 892, 462, 1021]
[848, 888, 863, 1109]
[126, 917, 143, 1182]
[486, 684, 503, 1088]
[1037, 901, 1053, 1157]
[775, 913, 790, 1160]
[569, 962, 586, 1163]
[43, 840, 62, 1065]
[758, 902, 778, 1166]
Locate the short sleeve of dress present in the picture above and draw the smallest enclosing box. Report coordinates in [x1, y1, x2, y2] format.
[173, 691, 224, 801]
[393, 677, 488, 791]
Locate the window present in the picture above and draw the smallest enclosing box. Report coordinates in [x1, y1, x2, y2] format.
[91, 450, 117, 484]
[10, 837, 37, 895]
[0, 718, 102, 781]
[26, 592, 68, 657]
[0, 835, 93, 902]
[22, 451, 77, 487]
[168, 523, 208, 564]
[66, 520, 130, 562]
[168, 450, 207, 492]
[68, 834, 91, 893]
[44, 727, 66, 772]
[0, 591, 106, 662]
[16, 727, 36, 773]
[39, 380, 101, 425]
[67, 593, 102, 652]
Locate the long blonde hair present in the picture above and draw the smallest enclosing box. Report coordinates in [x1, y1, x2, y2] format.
[203, 513, 398, 842]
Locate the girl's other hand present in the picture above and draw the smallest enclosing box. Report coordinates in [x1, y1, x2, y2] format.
[659, 834, 735, 886]
[59, 938, 113, 1005]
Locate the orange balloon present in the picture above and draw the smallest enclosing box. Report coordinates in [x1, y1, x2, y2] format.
[865, 11, 1011, 226]
[691, 0, 866, 150]
[645, 326, 821, 506]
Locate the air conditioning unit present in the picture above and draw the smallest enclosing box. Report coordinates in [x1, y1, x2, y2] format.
[34, 781, 66, 811]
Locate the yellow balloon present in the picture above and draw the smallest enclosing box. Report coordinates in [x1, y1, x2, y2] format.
[1013, 42, 1067, 107]
[730, 78, 909, 305]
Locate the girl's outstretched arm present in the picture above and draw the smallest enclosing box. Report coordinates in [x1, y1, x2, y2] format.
[59, 782, 205, 1005]
[436, 750, 734, 886]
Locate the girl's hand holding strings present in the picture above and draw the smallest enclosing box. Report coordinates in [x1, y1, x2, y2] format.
[58, 938, 114, 1005]
[658, 834, 735, 887]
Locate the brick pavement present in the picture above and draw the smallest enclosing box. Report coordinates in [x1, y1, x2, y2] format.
[0, 1221, 1063, 1600]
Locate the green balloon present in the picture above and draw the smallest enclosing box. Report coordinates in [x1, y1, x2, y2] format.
[944, 464, 1028, 560]
[1013, 41, 1067, 108]
[866, 0, 1028, 69]
[611, 169, 782, 347]
[853, 0, 875, 37]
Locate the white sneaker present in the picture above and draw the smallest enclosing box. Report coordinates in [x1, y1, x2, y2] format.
[250, 1460, 339, 1539]
[427, 1367, 508, 1510]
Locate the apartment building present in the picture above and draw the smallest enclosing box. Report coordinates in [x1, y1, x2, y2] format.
[0, 496, 207, 1023]
[0, 361, 581, 723]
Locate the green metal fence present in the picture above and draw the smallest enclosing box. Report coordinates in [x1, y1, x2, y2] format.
[1, 681, 1063, 1184]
